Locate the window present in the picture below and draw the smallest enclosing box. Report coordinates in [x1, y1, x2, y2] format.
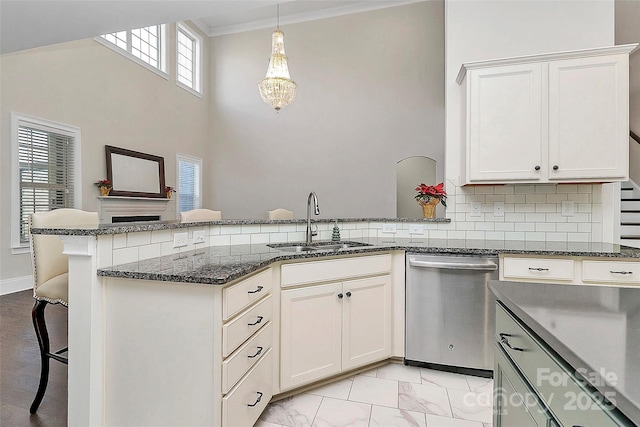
[177, 154, 202, 213]
[11, 113, 81, 251]
[176, 23, 202, 95]
[97, 25, 167, 76]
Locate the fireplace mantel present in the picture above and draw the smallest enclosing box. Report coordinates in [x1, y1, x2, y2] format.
[96, 196, 171, 224]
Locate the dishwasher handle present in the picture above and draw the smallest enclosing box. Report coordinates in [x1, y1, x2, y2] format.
[408, 259, 498, 271]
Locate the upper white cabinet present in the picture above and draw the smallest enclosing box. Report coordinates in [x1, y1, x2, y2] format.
[457, 44, 637, 185]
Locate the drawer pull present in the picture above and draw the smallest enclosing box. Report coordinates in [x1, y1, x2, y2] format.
[247, 286, 264, 294]
[248, 346, 264, 359]
[610, 270, 633, 275]
[528, 267, 549, 271]
[247, 316, 264, 326]
[499, 333, 525, 352]
[247, 391, 263, 407]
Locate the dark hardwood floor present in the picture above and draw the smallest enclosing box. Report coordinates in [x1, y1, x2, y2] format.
[1, 290, 67, 427]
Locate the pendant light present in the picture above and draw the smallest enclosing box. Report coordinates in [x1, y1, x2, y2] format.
[258, 4, 297, 111]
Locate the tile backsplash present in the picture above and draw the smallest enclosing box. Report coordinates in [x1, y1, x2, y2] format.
[98, 182, 602, 267]
[442, 181, 601, 243]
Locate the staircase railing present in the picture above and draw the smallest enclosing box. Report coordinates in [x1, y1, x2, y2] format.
[632, 130, 640, 144]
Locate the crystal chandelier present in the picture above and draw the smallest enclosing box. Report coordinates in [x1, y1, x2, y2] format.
[258, 4, 297, 111]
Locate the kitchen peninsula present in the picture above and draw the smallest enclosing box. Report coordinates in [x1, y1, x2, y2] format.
[30, 218, 640, 427]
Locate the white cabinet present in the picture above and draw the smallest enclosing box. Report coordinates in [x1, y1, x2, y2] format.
[103, 267, 275, 427]
[280, 256, 392, 391]
[501, 254, 640, 287]
[464, 62, 543, 182]
[280, 282, 343, 389]
[458, 44, 637, 185]
[548, 54, 629, 181]
[342, 276, 392, 371]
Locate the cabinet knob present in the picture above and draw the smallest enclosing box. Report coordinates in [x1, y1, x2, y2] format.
[346, 291, 352, 298]
[553, 165, 559, 171]
[337, 293, 343, 299]
[534, 165, 541, 171]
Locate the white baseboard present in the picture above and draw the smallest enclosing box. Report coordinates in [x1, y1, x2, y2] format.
[1, 275, 32, 296]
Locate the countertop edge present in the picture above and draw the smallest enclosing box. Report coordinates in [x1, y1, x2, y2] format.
[31, 217, 451, 236]
[489, 280, 640, 425]
[97, 242, 640, 286]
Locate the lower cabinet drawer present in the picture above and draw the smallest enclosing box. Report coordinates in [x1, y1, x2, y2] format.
[223, 295, 273, 357]
[223, 268, 272, 321]
[502, 257, 574, 282]
[582, 260, 640, 284]
[222, 322, 273, 394]
[496, 304, 627, 427]
[222, 349, 273, 427]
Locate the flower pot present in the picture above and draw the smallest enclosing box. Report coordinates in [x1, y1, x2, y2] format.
[166, 191, 172, 199]
[100, 187, 111, 197]
[419, 198, 439, 218]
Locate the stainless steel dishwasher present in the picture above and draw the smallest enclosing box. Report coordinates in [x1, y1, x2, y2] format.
[405, 253, 499, 377]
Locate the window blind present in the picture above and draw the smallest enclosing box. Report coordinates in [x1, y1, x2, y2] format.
[18, 124, 75, 243]
[178, 157, 201, 213]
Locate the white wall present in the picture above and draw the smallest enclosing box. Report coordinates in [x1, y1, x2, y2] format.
[208, 1, 445, 219]
[0, 23, 211, 281]
[616, 0, 640, 184]
[444, 0, 616, 242]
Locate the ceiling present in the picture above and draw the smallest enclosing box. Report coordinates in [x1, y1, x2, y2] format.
[0, 0, 420, 54]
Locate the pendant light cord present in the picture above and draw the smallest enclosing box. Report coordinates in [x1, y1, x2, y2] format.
[277, 4, 280, 30]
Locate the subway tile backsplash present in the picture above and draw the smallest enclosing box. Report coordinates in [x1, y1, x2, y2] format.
[97, 182, 602, 265]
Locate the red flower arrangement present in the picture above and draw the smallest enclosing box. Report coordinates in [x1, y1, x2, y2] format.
[415, 182, 447, 207]
[95, 179, 112, 188]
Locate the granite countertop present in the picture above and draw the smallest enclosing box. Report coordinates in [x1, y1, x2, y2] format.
[29, 217, 450, 236]
[97, 237, 640, 285]
[489, 280, 640, 425]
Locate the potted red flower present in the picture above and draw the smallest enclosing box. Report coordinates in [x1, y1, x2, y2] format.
[165, 186, 176, 199]
[415, 182, 447, 218]
[95, 179, 112, 196]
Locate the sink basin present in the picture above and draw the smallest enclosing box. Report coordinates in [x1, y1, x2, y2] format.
[268, 241, 372, 253]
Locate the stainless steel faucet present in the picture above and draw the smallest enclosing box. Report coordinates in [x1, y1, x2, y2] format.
[306, 192, 320, 244]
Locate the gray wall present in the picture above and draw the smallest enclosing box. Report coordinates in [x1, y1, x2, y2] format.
[208, 1, 445, 219]
[0, 23, 211, 281]
[616, 0, 640, 184]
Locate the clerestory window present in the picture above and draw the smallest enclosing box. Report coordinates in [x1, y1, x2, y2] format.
[97, 25, 167, 77]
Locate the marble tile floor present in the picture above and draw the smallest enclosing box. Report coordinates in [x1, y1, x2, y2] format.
[254, 362, 493, 427]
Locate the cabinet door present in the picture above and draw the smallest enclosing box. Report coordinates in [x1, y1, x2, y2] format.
[494, 346, 553, 427]
[466, 63, 543, 183]
[280, 282, 342, 390]
[342, 275, 392, 371]
[548, 54, 629, 181]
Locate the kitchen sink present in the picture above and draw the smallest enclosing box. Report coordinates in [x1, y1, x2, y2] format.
[268, 241, 372, 253]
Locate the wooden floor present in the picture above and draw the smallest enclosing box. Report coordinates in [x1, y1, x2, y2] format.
[1, 290, 68, 427]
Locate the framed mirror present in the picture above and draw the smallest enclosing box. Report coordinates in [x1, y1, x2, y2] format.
[106, 145, 166, 198]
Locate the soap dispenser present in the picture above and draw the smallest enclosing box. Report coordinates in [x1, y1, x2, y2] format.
[332, 221, 340, 241]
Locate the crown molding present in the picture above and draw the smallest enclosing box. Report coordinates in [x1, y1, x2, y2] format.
[193, 0, 423, 37]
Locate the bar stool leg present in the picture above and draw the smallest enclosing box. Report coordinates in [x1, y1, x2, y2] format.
[30, 300, 50, 414]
